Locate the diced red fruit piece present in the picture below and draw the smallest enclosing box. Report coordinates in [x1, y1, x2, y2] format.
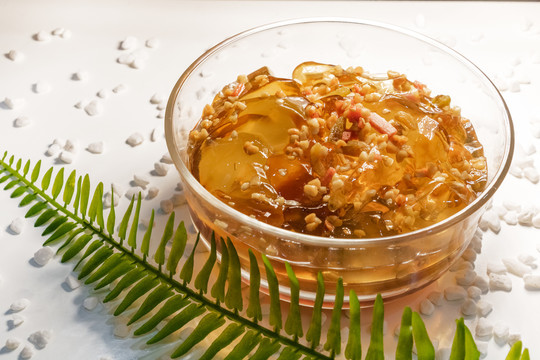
[321, 167, 336, 186]
[368, 113, 397, 137]
[342, 131, 352, 141]
[231, 83, 244, 97]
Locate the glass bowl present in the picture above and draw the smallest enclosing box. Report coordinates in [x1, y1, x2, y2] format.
[165, 18, 513, 304]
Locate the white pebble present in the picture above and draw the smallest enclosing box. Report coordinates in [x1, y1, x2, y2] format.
[125, 186, 145, 200]
[4, 97, 25, 110]
[64, 139, 79, 153]
[467, 286, 482, 300]
[32, 81, 51, 94]
[120, 36, 138, 50]
[176, 182, 184, 191]
[450, 259, 474, 272]
[502, 258, 532, 277]
[145, 37, 160, 48]
[13, 116, 31, 128]
[51, 27, 65, 36]
[97, 89, 111, 99]
[480, 210, 500, 233]
[444, 286, 467, 301]
[156, 110, 164, 119]
[111, 183, 124, 197]
[10, 298, 30, 312]
[524, 167, 539, 183]
[515, 157, 534, 170]
[33, 246, 55, 266]
[126, 132, 144, 147]
[426, 291, 443, 306]
[141, 217, 155, 228]
[11, 314, 25, 326]
[493, 76, 509, 92]
[147, 187, 159, 199]
[503, 200, 521, 211]
[117, 53, 135, 65]
[60, 29, 72, 39]
[475, 318, 493, 338]
[59, 151, 74, 164]
[477, 300, 493, 317]
[103, 192, 120, 208]
[455, 269, 476, 286]
[493, 322, 509, 345]
[84, 100, 103, 116]
[72, 71, 89, 81]
[487, 262, 507, 275]
[34, 30, 51, 42]
[54, 138, 66, 147]
[6, 49, 24, 62]
[5, 337, 21, 350]
[171, 193, 186, 207]
[130, 57, 145, 69]
[532, 213, 540, 229]
[161, 153, 173, 164]
[150, 128, 161, 142]
[46, 143, 61, 157]
[509, 165, 523, 178]
[461, 299, 477, 316]
[65, 274, 80, 290]
[509, 80, 520, 92]
[156, 102, 166, 111]
[74, 101, 85, 109]
[83, 296, 99, 311]
[114, 324, 130, 338]
[489, 273, 512, 292]
[160, 199, 174, 213]
[474, 276, 489, 294]
[133, 174, 150, 188]
[9, 218, 25, 234]
[508, 333, 521, 346]
[470, 234, 482, 254]
[112, 84, 127, 93]
[419, 299, 435, 316]
[524, 274, 540, 290]
[154, 162, 170, 176]
[87, 141, 104, 154]
[503, 211, 518, 226]
[150, 93, 164, 105]
[492, 205, 508, 219]
[20, 345, 34, 359]
[461, 248, 477, 263]
[28, 329, 53, 349]
[518, 253, 536, 268]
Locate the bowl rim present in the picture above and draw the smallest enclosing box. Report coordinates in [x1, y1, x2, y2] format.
[165, 17, 515, 247]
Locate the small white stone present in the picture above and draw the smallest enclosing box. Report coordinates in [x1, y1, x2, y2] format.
[9, 218, 25, 234]
[156, 110, 164, 119]
[65, 274, 80, 290]
[133, 174, 150, 188]
[475, 318, 493, 338]
[489, 273, 512, 292]
[160, 199, 174, 213]
[10, 298, 30, 312]
[524, 167, 539, 183]
[502, 258, 532, 277]
[532, 213, 540, 228]
[34, 30, 51, 42]
[28, 329, 53, 349]
[117, 53, 135, 65]
[467, 286, 482, 300]
[492, 205, 508, 219]
[112, 84, 127, 93]
[487, 262, 507, 275]
[130, 57, 145, 69]
[455, 269, 476, 286]
[83, 296, 99, 311]
[74, 101, 85, 109]
[176, 182, 184, 191]
[493, 322, 509, 345]
[46, 143, 61, 157]
[474, 276, 489, 294]
[507, 333, 521, 346]
[154, 162, 170, 176]
[461, 299, 477, 316]
[5, 337, 21, 350]
[145, 37, 160, 48]
[87, 141, 104, 154]
[147, 187, 159, 199]
[59, 151, 74, 164]
[120, 36, 138, 50]
[171, 193, 186, 207]
[32, 81, 51, 94]
[125, 186, 145, 200]
[444, 286, 467, 301]
[97, 89, 111, 99]
[419, 299, 435, 316]
[52, 27, 65, 36]
[72, 71, 89, 81]
[156, 102, 166, 111]
[518, 253, 536, 268]
[84, 100, 103, 116]
[509, 165, 523, 178]
[161, 153, 173, 164]
[150, 93, 164, 105]
[103, 192, 120, 208]
[524, 274, 540, 290]
[150, 128, 161, 142]
[33, 246, 55, 266]
[503, 200, 521, 211]
[6, 49, 24, 62]
[480, 210, 500, 233]
[509, 80, 521, 92]
[436, 347, 451, 360]
[111, 183, 124, 197]
[11, 314, 25, 326]
[60, 29, 72, 39]
[476, 300, 493, 317]
[141, 217, 155, 228]
[4, 97, 25, 110]
[20, 345, 35, 359]
[503, 211, 518, 226]
[64, 139, 79, 153]
[13, 116, 31, 128]
[461, 248, 477, 263]
[450, 259, 474, 272]
[114, 324, 130, 338]
[126, 132, 144, 147]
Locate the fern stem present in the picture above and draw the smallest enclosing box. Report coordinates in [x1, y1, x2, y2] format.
[0, 159, 332, 360]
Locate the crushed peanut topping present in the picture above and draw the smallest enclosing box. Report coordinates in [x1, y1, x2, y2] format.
[188, 62, 487, 238]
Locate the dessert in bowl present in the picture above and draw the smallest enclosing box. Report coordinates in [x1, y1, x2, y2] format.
[165, 18, 513, 303]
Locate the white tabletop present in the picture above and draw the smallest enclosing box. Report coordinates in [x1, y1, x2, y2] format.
[1, 1, 540, 359]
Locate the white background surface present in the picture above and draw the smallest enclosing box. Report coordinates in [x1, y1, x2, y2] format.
[1, 1, 540, 359]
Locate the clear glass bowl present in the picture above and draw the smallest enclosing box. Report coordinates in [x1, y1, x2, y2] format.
[165, 18, 513, 304]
